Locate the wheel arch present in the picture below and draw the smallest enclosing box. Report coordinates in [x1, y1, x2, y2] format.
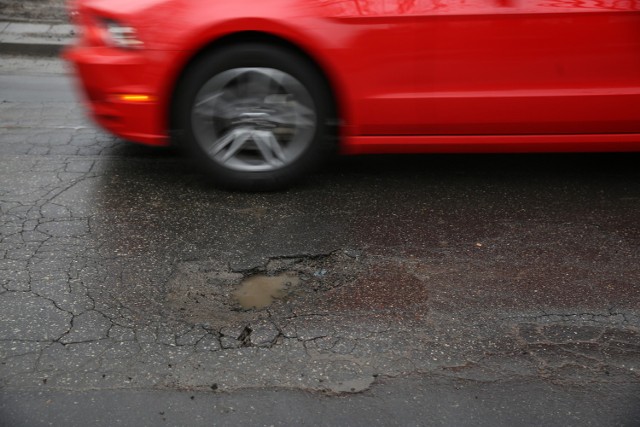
[167, 30, 342, 144]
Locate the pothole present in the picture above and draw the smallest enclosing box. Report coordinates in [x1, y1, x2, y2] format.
[164, 251, 429, 327]
[232, 273, 300, 310]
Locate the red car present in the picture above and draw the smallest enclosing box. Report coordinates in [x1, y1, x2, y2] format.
[64, 0, 640, 190]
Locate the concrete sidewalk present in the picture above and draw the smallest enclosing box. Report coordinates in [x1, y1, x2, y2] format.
[0, 21, 74, 56]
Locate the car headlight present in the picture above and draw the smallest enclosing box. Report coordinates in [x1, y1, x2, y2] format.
[102, 19, 143, 49]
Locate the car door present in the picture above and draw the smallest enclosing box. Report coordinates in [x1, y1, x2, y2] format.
[409, 0, 640, 135]
[313, 0, 422, 135]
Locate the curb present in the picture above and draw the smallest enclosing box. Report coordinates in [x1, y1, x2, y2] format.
[0, 21, 72, 57]
[0, 41, 64, 56]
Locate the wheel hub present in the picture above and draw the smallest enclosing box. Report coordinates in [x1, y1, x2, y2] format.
[233, 110, 277, 130]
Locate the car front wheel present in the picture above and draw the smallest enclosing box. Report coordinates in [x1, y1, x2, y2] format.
[175, 43, 336, 191]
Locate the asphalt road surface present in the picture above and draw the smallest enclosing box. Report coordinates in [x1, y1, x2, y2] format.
[1, 55, 639, 426]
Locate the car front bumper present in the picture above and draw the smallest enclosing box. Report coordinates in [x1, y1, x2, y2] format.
[64, 45, 170, 146]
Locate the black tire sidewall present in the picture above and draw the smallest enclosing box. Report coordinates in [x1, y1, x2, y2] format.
[175, 43, 334, 191]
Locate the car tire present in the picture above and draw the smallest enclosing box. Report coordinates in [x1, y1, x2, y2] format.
[174, 43, 336, 191]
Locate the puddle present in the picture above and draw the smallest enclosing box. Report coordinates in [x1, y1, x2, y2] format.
[232, 273, 300, 310]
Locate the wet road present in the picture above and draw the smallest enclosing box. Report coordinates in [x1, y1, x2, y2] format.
[1, 56, 639, 426]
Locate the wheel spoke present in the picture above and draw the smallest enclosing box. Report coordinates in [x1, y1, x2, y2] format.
[220, 130, 251, 163]
[266, 132, 287, 163]
[194, 92, 221, 115]
[254, 131, 287, 167]
[206, 128, 236, 156]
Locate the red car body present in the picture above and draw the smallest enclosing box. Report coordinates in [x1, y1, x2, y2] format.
[65, 0, 640, 156]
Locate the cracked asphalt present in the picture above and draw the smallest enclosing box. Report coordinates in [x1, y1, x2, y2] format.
[1, 55, 639, 426]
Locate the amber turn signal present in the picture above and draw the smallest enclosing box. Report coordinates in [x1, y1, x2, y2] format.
[115, 94, 157, 102]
